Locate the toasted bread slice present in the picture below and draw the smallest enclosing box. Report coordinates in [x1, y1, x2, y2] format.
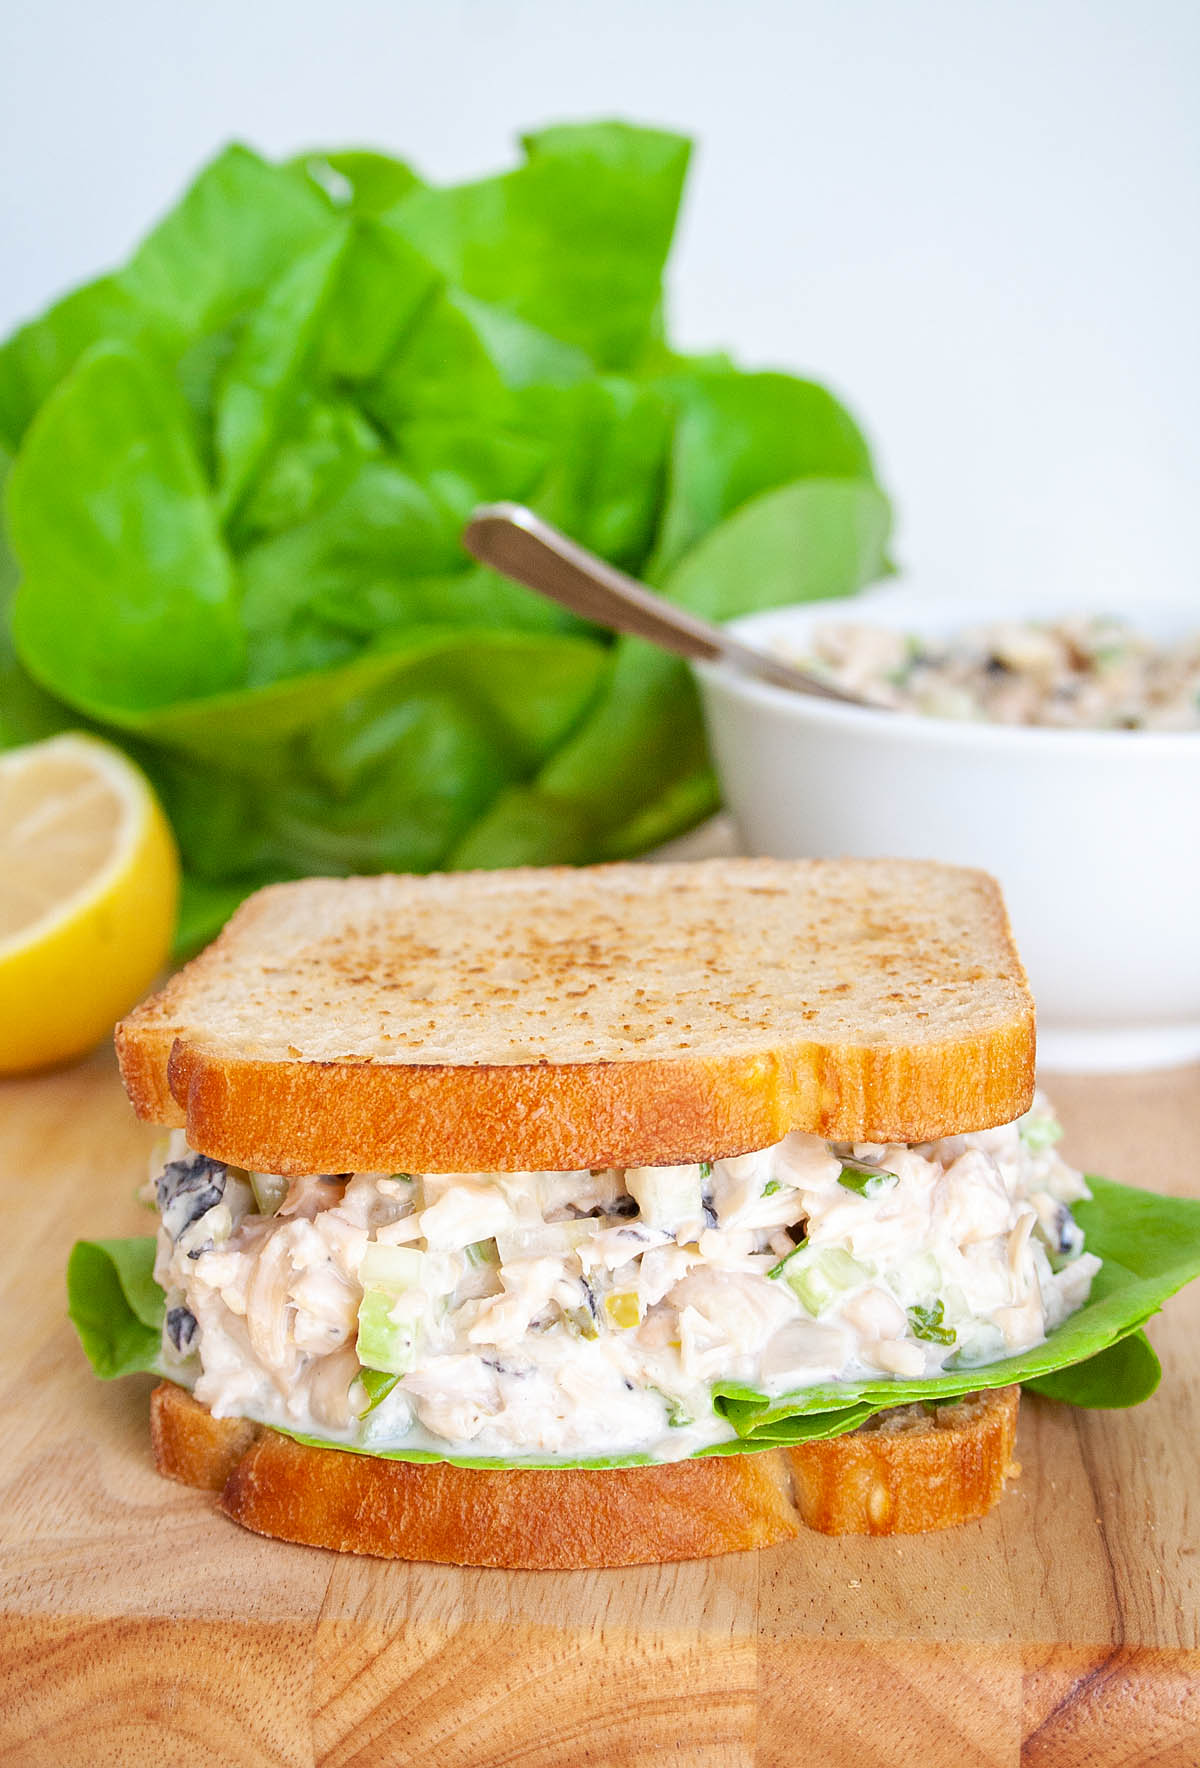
[788, 1389, 1021, 1535]
[150, 1383, 1020, 1564]
[117, 860, 1034, 1172]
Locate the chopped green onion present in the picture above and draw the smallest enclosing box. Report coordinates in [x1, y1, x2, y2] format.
[357, 1367, 400, 1415]
[562, 1304, 600, 1340]
[767, 1238, 809, 1279]
[762, 1179, 782, 1197]
[907, 1299, 956, 1345]
[698, 1161, 713, 1179]
[837, 1160, 898, 1200]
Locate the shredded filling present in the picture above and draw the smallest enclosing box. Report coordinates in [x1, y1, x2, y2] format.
[152, 1093, 1098, 1462]
[784, 615, 1200, 729]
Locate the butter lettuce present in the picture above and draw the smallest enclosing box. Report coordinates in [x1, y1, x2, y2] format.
[67, 1174, 1200, 1467]
[66, 1237, 164, 1380]
[0, 125, 892, 951]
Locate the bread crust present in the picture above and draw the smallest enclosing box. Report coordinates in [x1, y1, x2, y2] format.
[787, 1388, 1021, 1535]
[154, 1019, 1035, 1177]
[117, 858, 1036, 1170]
[149, 1383, 1020, 1565]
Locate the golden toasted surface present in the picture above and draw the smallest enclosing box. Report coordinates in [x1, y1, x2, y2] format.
[150, 1383, 1021, 1565]
[787, 1387, 1021, 1535]
[118, 859, 1035, 1168]
[122, 860, 1029, 1065]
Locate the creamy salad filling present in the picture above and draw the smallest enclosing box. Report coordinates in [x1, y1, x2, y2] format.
[785, 616, 1200, 729]
[151, 1094, 1099, 1463]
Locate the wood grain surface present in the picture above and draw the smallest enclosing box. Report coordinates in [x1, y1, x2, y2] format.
[0, 1049, 1197, 1767]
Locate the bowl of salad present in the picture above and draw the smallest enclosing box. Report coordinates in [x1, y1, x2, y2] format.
[694, 585, 1200, 1072]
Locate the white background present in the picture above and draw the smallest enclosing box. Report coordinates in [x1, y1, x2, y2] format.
[3, 0, 1197, 602]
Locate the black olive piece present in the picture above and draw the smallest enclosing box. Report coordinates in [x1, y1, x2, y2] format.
[157, 1154, 227, 1240]
[166, 1306, 198, 1354]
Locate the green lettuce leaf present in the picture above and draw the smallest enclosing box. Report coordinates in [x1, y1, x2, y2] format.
[65, 1174, 1200, 1466]
[117, 143, 334, 349]
[215, 223, 353, 524]
[132, 629, 607, 899]
[292, 148, 425, 218]
[647, 371, 880, 580]
[0, 275, 161, 452]
[1, 122, 897, 940]
[312, 219, 439, 385]
[67, 1238, 163, 1379]
[452, 477, 891, 869]
[385, 122, 690, 371]
[713, 1176, 1200, 1438]
[8, 341, 243, 716]
[1023, 1328, 1161, 1409]
[0, 447, 71, 748]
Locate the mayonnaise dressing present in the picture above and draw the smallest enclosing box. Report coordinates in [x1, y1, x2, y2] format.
[152, 1093, 1098, 1463]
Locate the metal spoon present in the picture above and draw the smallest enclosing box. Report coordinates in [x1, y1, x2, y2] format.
[462, 502, 878, 707]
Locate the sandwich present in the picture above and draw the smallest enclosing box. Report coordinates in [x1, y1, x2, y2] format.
[69, 858, 1200, 1568]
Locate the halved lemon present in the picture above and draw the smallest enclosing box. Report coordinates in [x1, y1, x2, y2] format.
[0, 733, 179, 1074]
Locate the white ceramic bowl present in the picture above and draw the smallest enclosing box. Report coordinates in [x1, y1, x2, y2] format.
[694, 585, 1200, 1072]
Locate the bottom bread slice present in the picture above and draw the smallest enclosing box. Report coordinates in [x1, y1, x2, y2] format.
[150, 1382, 1019, 1567]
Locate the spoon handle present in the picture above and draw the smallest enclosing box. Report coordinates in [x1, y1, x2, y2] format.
[462, 503, 860, 703]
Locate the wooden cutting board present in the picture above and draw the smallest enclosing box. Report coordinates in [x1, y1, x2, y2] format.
[0, 1050, 1197, 1768]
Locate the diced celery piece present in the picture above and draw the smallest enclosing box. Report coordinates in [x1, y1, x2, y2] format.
[605, 1291, 641, 1329]
[818, 1248, 870, 1286]
[762, 1179, 783, 1197]
[784, 1246, 872, 1317]
[495, 1220, 596, 1263]
[359, 1243, 424, 1289]
[888, 1251, 941, 1304]
[1019, 1115, 1063, 1153]
[625, 1164, 704, 1229]
[466, 1238, 498, 1267]
[249, 1172, 289, 1216]
[355, 1243, 425, 1374]
[837, 1160, 898, 1199]
[356, 1285, 419, 1375]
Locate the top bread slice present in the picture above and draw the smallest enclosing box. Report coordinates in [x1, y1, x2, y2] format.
[116, 858, 1035, 1173]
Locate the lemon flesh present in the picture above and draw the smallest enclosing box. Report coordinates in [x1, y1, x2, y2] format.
[0, 734, 179, 1074]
